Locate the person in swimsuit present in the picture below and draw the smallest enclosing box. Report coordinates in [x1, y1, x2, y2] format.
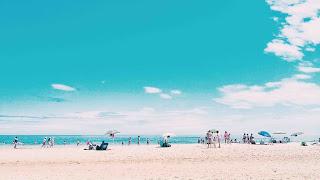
[13, 137, 18, 149]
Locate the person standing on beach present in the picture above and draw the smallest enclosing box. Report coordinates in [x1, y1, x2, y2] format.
[242, 133, 246, 143]
[146, 138, 150, 145]
[246, 134, 250, 144]
[216, 131, 221, 148]
[47, 137, 51, 148]
[249, 134, 254, 144]
[42, 137, 47, 148]
[224, 131, 228, 144]
[137, 136, 140, 145]
[206, 131, 210, 148]
[128, 137, 131, 145]
[13, 136, 18, 149]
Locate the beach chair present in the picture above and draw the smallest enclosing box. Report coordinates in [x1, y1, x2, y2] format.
[96, 142, 108, 150]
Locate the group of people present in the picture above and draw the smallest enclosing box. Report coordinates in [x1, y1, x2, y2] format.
[205, 130, 222, 148]
[124, 136, 151, 145]
[242, 133, 255, 144]
[41, 137, 55, 148]
[202, 131, 258, 148]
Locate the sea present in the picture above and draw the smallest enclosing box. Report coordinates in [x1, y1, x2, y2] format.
[0, 134, 319, 146]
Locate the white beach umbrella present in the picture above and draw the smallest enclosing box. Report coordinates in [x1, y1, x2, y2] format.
[105, 130, 120, 143]
[273, 131, 286, 135]
[162, 132, 175, 138]
[105, 130, 120, 136]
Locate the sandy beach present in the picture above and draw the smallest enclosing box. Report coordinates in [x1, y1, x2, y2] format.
[0, 143, 320, 180]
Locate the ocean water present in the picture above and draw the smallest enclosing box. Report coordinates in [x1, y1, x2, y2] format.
[1, 134, 319, 146]
[0, 135, 200, 146]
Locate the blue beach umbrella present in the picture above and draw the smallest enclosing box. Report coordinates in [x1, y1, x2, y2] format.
[258, 131, 271, 137]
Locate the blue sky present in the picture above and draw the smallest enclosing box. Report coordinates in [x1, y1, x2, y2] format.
[1, 0, 320, 135]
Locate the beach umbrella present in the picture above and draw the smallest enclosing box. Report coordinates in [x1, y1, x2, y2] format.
[291, 132, 303, 137]
[273, 131, 286, 135]
[105, 130, 120, 143]
[162, 132, 175, 138]
[258, 131, 271, 137]
[105, 130, 120, 136]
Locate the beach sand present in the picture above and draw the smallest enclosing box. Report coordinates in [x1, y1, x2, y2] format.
[0, 143, 320, 180]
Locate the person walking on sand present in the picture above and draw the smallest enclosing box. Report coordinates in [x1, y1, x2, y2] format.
[13, 136, 18, 149]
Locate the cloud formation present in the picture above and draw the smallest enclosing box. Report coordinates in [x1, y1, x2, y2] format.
[264, 0, 320, 61]
[51, 84, 76, 91]
[144, 87, 182, 100]
[159, 93, 172, 99]
[144, 86, 162, 94]
[215, 75, 320, 109]
[298, 62, 320, 73]
[170, 89, 182, 95]
[215, 1, 320, 109]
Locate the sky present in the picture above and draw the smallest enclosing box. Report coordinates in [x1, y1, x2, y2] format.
[1, 0, 320, 135]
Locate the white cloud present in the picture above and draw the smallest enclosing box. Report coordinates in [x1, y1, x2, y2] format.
[144, 86, 162, 94]
[215, 75, 320, 109]
[170, 89, 182, 95]
[159, 93, 172, 99]
[51, 84, 76, 91]
[297, 62, 320, 73]
[293, 74, 312, 80]
[144, 87, 181, 99]
[265, 0, 320, 61]
[265, 39, 303, 61]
